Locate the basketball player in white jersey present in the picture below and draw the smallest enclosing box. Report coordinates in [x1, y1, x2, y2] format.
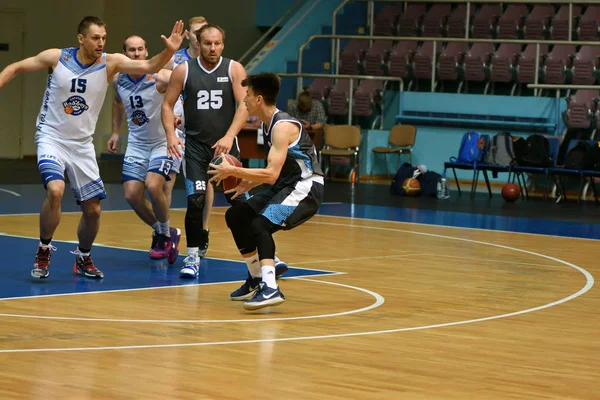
[0, 16, 186, 280]
[108, 35, 181, 263]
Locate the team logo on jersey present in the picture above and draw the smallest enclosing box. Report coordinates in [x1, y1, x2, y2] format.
[146, 75, 153, 81]
[96, 57, 103, 64]
[63, 96, 89, 116]
[217, 77, 229, 83]
[132, 110, 149, 126]
[174, 54, 183, 64]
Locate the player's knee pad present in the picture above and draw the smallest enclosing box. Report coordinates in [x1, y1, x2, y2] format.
[187, 193, 205, 212]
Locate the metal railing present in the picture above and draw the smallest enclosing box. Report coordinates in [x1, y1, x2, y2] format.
[279, 72, 404, 128]
[298, 33, 600, 96]
[528, 83, 600, 98]
[239, 0, 305, 66]
[331, 0, 600, 67]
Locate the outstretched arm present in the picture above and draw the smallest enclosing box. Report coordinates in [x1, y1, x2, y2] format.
[161, 63, 186, 159]
[209, 121, 298, 186]
[107, 20, 186, 78]
[0, 48, 60, 90]
[212, 61, 249, 156]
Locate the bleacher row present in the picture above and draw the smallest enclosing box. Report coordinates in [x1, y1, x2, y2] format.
[304, 3, 600, 126]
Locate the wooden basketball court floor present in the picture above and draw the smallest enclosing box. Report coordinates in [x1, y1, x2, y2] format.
[0, 183, 598, 399]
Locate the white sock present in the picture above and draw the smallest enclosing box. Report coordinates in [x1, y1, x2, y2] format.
[151, 222, 160, 232]
[78, 248, 90, 258]
[261, 265, 277, 289]
[187, 247, 199, 258]
[244, 253, 261, 278]
[39, 241, 52, 249]
[158, 221, 170, 236]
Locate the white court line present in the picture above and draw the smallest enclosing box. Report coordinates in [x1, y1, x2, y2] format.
[0, 188, 21, 197]
[0, 277, 384, 323]
[0, 221, 593, 353]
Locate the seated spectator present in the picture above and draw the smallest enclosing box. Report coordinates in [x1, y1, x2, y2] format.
[287, 91, 327, 148]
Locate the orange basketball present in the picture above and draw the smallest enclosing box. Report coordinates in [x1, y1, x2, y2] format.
[210, 154, 243, 191]
[501, 183, 520, 203]
[402, 177, 421, 196]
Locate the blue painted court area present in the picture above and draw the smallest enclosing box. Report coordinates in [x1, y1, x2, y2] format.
[0, 235, 335, 300]
[318, 203, 600, 240]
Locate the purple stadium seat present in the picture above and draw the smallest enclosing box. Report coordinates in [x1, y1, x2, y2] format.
[577, 5, 600, 41]
[328, 79, 356, 117]
[373, 5, 403, 36]
[524, 5, 554, 39]
[472, 4, 502, 39]
[411, 42, 436, 81]
[542, 45, 576, 84]
[339, 40, 368, 75]
[364, 40, 394, 76]
[463, 43, 495, 87]
[571, 46, 600, 85]
[564, 90, 598, 129]
[447, 4, 468, 38]
[353, 80, 384, 118]
[515, 44, 548, 85]
[489, 44, 521, 84]
[496, 4, 528, 39]
[551, 5, 582, 41]
[421, 4, 452, 38]
[306, 78, 334, 101]
[397, 4, 427, 37]
[437, 42, 468, 92]
[388, 41, 418, 79]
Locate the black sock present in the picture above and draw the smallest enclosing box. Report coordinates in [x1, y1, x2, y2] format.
[40, 237, 52, 245]
[79, 247, 91, 254]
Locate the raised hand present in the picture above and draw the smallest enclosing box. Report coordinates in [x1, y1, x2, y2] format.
[161, 20, 187, 53]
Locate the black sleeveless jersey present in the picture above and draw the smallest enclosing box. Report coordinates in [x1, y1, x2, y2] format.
[262, 110, 324, 186]
[182, 57, 236, 146]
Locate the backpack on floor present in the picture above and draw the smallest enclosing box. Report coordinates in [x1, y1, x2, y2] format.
[485, 132, 516, 166]
[417, 171, 442, 197]
[390, 163, 418, 196]
[455, 131, 485, 163]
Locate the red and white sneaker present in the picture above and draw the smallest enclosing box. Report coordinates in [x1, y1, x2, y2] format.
[31, 243, 56, 279]
[72, 249, 104, 279]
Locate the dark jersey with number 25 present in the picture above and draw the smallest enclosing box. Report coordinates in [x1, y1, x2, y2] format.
[183, 56, 236, 146]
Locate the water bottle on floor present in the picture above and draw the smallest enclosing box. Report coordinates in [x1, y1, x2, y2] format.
[437, 175, 450, 200]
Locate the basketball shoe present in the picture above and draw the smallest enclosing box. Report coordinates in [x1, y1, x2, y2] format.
[72, 250, 104, 279]
[167, 228, 181, 264]
[243, 282, 285, 310]
[274, 256, 288, 278]
[230, 273, 261, 301]
[31, 243, 56, 279]
[180, 255, 200, 278]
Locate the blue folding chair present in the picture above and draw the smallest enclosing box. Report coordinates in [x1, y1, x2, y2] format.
[443, 134, 490, 197]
